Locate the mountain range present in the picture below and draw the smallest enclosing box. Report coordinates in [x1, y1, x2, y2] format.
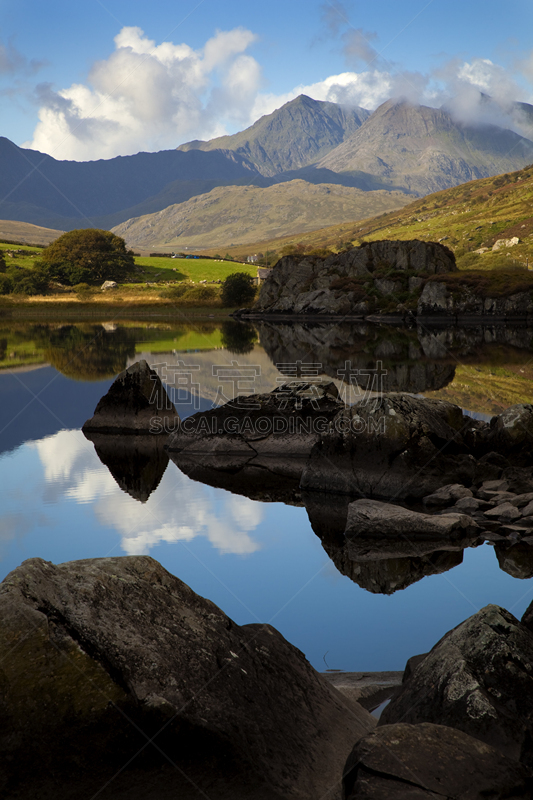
[112, 180, 409, 251]
[2, 93, 533, 244]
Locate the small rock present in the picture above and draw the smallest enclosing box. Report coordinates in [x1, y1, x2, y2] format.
[423, 483, 473, 507]
[454, 496, 490, 513]
[101, 280, 118, 290]
[511, 493, 533, 508]
[484, 502, 522, 522]
[522, 501, 533, 517]
[479, 489, 516, 503]
[480, 479, 510, 492]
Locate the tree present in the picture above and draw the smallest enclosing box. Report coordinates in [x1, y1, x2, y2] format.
[41, 229, 135, 286]
[220, 272, 256, 307]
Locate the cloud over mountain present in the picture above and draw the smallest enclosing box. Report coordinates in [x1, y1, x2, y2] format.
[27, 26, 262, 160]
[24, 18, 533, 162]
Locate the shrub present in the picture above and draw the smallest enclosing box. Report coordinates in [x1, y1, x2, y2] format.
[41, 229, 134, 286]
[7, 266, 49, 295]
[221, 272, 256, 306]
[159, 283, 219, 304]
[0, 274, 12, 294]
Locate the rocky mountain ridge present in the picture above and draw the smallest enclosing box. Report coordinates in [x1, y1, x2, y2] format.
[2, 93, 533, 240]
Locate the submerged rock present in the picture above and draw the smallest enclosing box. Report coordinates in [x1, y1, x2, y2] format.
[343, 723, 533, 799]
[380, 604, 533, 767]
[82, 359, 180, 434]
[0, 556, 374, 799]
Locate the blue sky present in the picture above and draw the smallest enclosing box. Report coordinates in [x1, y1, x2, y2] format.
[1, 0, 533, 160]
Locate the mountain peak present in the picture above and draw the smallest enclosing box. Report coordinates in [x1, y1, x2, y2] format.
[177, 95, 370, 176]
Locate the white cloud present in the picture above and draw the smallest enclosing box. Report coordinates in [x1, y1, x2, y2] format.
[25, 21, 533, 162]
[27, 26, 261, 160]
[31, 430, 263, 556]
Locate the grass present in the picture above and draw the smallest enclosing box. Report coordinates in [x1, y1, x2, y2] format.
[132, 256, 256, 282]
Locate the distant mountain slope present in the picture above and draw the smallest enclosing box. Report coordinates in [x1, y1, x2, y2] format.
[111, 180, 410, 250]
[178, 95, 370, 176]
[0, 219, 64, 246]
[0, 138, 258, 230]
[317, 100, 533, 196]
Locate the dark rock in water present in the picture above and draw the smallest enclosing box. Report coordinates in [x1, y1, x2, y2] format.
[495, 541, 533, 579]
[304, 494, 479, 594]
[380, 605, 533, 767]
[82, 359, 180, 434]
[488, 404, 533, 461]
[166, 380, 343, 457]
[345, 498, 480, 539]
[343, 723, 533, 800]
[0, 556, 374, 800]
[423, 482, 473, 507]
[300, 393, 478, 499]
[84, 432, 169, 502]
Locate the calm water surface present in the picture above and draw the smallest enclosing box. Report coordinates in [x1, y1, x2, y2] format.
[1, 318, 533, 672]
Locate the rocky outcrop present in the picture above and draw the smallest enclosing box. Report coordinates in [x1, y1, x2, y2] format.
[252, 240, 456, 316]
[0, 556, 374, 799]
[343, 723, 533, 799]
[418, 281, 533, 317]
[380, 604, 533, 767]
[300, 393, 478, 499]
[82, 359, 180, 434]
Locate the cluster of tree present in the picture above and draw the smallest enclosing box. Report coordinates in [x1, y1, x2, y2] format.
[220, 272, 256, 306]
[40, 229, 135, 285]
[0, 250, 50, 296]
[0, 229, 135, 296]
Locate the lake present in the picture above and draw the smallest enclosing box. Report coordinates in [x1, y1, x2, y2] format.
[1, 317, 533, 673]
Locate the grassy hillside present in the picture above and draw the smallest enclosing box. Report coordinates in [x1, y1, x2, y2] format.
[112, 180, 410, 251]
[218, 163, 533, 268]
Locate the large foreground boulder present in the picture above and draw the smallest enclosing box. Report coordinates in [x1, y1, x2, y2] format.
[343, 723, 533, 799]
[0, 556, 374, 799]
[83, 359, 180, 434]
[380, 604, 533, 767]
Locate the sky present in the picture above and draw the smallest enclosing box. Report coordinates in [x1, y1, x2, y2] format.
[1, 0, 533, 161]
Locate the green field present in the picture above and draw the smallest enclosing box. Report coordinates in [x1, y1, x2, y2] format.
[130, 256, 256, 283]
